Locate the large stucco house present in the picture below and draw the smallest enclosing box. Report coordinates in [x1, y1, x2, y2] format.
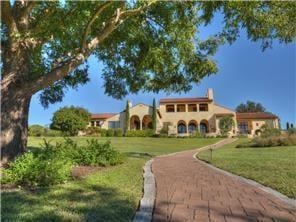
[89, 89, 279, 137]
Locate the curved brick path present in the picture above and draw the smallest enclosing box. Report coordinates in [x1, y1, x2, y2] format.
[152, 139, 296, 222]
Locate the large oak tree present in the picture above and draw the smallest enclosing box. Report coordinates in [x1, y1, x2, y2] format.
[1, 1, 295, 163]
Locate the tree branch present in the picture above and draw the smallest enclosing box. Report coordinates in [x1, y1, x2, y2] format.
[31, 0, 157, 93]
[19, 1, 37, 22]
[82, 1, 113, 51]
[1, 1, 18, 34]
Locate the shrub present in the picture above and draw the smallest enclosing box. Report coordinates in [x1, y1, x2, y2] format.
[189, 131, 204, 138]
[99, 129, 107, 137]
[45, 129, 63, 137]
[218, 116, 234, 136]
[114, 128, 123, 137]
[106, 129, 115, 137]
[28, 125, 45, 137]
[236, 135, 296, 148]
[126, 129, 154, 137]
[288, 127, 296, 135]
[49, 138, 125, 166]
[86, 127, 101, 136]
[260, 125, 281, 138]
[3, 149, 72, 187]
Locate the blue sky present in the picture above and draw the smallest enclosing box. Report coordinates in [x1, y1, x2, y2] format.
[29, 16, 296, 128]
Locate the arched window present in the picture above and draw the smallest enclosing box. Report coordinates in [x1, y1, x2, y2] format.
[200, 119, 209, 134]
[188, 120, 197, 133]
[177, 121, 187, 134]
[130, 115, 140, 130]
[142, 115, 153, 130]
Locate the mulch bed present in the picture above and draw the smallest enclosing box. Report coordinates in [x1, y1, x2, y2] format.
[71, 166, 103, 178]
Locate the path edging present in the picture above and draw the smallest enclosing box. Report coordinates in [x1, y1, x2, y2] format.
[133, 159, 155, 222]
[133, 138, 232, 222]
[193, 143, 296, 207]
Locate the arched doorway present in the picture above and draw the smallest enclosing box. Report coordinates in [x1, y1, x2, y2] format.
[200, 119, 209, 134]
[142, 115, 153, 129]
[130, 115, 140, 130]
[188, 120, 198, 134]
[177, 120, 187, 134]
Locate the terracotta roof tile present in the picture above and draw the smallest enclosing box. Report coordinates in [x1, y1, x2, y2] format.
[159, 97, 212, 104]
[236, 112, 278, 120]
[91, 113, 116, 119]
[215, 113, 234, 117]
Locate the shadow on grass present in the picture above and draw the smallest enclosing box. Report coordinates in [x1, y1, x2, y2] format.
[124, 152, 154, 159]
[2, 181, 137, 222]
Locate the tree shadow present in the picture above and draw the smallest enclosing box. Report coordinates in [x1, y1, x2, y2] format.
[2, 181, 138, 222]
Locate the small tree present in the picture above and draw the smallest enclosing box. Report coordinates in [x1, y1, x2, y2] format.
[50, 106, 90, 136]
[219, 116, 234, 136]
[287, 122, 290, 130]
[124, 101, 130, 134]
[291, 123, 294, 128]
[152, 98, 157, 133]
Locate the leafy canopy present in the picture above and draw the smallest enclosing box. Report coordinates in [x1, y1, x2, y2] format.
[236, 101, 266, 113]
[50, 106, 90, 136]
[2, 1, 295, 107]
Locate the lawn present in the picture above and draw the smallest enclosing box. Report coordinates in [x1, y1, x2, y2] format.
[197, 139, 296, 198]
[2, 137, 220, 222]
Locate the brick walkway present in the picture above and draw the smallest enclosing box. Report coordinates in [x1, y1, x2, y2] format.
[152, 139, 296, 222]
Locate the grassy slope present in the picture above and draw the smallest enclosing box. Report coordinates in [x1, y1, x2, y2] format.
[198, 139, 296, 198]
[2, 137, 220, 222]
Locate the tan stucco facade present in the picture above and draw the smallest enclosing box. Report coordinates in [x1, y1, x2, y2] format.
[89, 89, 280, 137]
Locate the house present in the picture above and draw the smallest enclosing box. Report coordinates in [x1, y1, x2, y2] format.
[89, 89, 280, 137]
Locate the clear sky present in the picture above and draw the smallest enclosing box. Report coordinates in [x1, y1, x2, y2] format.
[29, 16, 296, 128]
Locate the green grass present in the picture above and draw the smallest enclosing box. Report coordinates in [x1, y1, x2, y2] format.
[197, 139, 296, 198]
[2, 137, 220, 222]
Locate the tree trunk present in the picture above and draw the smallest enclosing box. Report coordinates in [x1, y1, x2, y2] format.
[1, 84, 32, 165]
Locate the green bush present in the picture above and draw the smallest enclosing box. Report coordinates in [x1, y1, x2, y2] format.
[236, 135, 296, 148]
[3, 149, 72, 187]
[288, 127, 296, 135]
[86, 127, 101, 136]
[99, 129, 107, 137]
[106, 129, 115, 137]
[126, 129, 154, 137]
[114, 128, 123, 137]
[28, 125, 45, 137]
[189, 131, 203, 138]
[49, 138, 125, 166]
[260, 125, 281, 138]
[45, 129, 63, 137]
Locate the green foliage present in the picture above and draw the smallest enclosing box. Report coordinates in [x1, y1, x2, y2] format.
[288, 127, 296, 135]
[50, 138, 125, 167]
[218, 116, 234, 136]
[126, 130, 154, 137]
[114, 128, 123, 137]
[3, 150, 72, 187]
[152, 98, 157, 133]
[86, 126, 101, 136]
[5, 2, 293, 106]
[50, 106, 90, 136]
[28, 125, 62, 137]
[236, 101, 266, 113]
[106, 129, 115, 137]
[260, 124, 281, 138]
[125, 101, 130, 134]
[28, 125, 46, 137]
[236, 136, 296, 148]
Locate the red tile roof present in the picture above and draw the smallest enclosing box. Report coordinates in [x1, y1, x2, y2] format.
[91, 113, 116, 119]
[159, 97, 212, 104]
[215, 113, 234, 117]
[236, 112, 278, 120]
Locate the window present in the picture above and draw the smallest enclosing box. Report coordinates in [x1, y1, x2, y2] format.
[177, 123, 187, 134]
[177, 104, 186, 112]
[199, 103, 208, 112]
[188, 104, 197, 112]
[108, 121, 120, 129]
[96, 121, 101, 127]
[238, 122, 248, 134]
[256, 123, 259, 126]
[166, 105, 175, 112]
[91, 121, 95, 127]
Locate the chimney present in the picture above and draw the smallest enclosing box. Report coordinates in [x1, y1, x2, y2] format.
[207, 88, 214, 100]
[128, 100, 132, 108]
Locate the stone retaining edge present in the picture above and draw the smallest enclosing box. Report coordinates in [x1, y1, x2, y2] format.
[133, 159, 155, 222]
[193, 140, 296, 207]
